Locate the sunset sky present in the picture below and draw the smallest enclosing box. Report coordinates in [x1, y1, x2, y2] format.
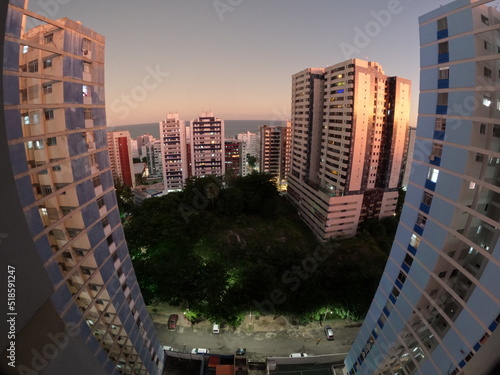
[27, 0, 488, 126]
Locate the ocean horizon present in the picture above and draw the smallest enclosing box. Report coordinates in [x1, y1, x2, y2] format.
[107, 119, 288, 139]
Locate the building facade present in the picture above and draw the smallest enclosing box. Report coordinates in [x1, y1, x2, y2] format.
[259, 122, 291, 191]
[189, 112, 225, 178]
[159, 113, 187, 192]
[345, 1, 500, 374]
[287, 59, 410, 240]
[0, 4, 163, 375]
[107, 131, 135, 188]
[237, 131, 259, 176]
[225, 139, 241, 176]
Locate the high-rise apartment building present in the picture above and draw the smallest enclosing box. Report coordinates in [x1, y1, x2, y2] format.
[237, 131, 259, 176]
[160, 113, 187, 192]
[190, 112, 225, 178]
[287, 59, 410, 240]
[345, 1, 500, 374]
[107, 131, 135, 188]
[259, 122, 291, 191]
[144, 140, 162, 178]
[402, 127, 417, 189]
[0, 4, 163, 375]
[225, 139, 241, 176]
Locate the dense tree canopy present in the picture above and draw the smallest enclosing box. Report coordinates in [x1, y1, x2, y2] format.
[125, 173, 398, 325]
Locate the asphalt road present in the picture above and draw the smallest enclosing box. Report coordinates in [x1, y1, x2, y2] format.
[154, 317, 361, 362]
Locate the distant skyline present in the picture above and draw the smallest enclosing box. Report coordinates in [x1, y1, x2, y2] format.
[27, 0, 500, 126]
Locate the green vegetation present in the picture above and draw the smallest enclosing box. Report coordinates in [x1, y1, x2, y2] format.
[124, 173, 399, 325]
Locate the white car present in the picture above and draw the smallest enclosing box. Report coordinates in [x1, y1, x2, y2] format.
[162, 346, 175, 352]
[212, 323, 220, 334]
[290, 353, 308, 357]
[191, 348, 209, 354]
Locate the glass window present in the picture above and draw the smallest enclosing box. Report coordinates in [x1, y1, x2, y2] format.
[438, 67, 449, 79]
[481, 15, 489, 25]
[437, 93, 448, 106]
[43, 58, 52, 69]
[427, 167, 439, 182]
[438, 42, 449, 54]
[44, 33, 53, 44]
[437, 17, 448, 31]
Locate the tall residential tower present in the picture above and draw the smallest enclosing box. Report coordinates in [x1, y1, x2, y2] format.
[0, 4, 163, 375]
[287, 59, 410, 240]
[345, 1, 500, 374]
[160, 113, 187, 192]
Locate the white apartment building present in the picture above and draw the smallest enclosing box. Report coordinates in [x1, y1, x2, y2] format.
[160, 113, 188, 192]
[345, 1, 500, 374]
[189, 112, 225, 178]
[287, 59, 411, 240]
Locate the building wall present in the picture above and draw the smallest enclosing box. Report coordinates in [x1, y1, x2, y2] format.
[345, 1, 500, 374]
[288, 60, 410, 240]
[190, 112, 225, 178]
[0, 5, 162, 375]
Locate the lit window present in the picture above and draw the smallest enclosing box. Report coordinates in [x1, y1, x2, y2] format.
[496, 99, 500, 111]
[410, 234, 420, 248]
[43, 58, 52, 69]
[34, 140, 44, 150]
[22, 45, 28, 54]
[483, 95, 492, 107]
[427, 167, 439, 183]
[82, 85, 89, 96]
[469, 181, 476, 189]
[23, 115, 30, 125]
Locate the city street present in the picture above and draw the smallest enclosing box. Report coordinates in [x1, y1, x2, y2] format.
[150, 306, 362, 362]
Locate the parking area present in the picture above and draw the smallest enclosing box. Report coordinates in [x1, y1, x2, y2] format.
[150, 306, 361, 362]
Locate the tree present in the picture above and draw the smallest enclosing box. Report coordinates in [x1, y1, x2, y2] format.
[246, 154, 257, 168]
[114, 177, 134, 214]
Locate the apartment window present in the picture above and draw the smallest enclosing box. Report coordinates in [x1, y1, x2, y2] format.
[67, 228, 82, 238]
[20, 89, 27, 102]
[83, 61, 92, 73]
[481, 15, 489, 25]
[438, 67, 449, 79]
[92, 175, 101, 187]
[438, 271, 447, 278]
[437, 93, 448, 106]
[34, 140, 44, 150]
[28, 60, 38, 73]
[82, 85, 89, 97]
[497, 99, 500, 111]
[82, 38, 91, 54]
[437, 17, 448, 31]
[62, 251, 72, 259]
[43, 84, 52, 95]
[435, 118, 446, 131]
[427, 167, 439, 183]
[438, 42, 449, 54]
[403, 254, 414, 267]
[484, 67, 492, 78]
[84, 108, 92, 120]
[47, 137, 57, 146]
[52, 164, 61, 171]
[43, 58, 52, 69]
[494, 124, 500, 137]
[102, 217, 109, 228]
[476, 153, 484, 162]
[106, 235, 113, 246]
[484, 40, 491, 50]
[81, 266, 94, 276]
[22, 45, 28, 54]
[23, 114, 30, 125]
[410, 234, 420, 248]
[416, 214, 428, 228]
[45, 110, 54, 120]
[431, 143, 443, 158]
[483, 95, 492, 107]
[51, 229, 65, 240]
[44, 33, 53, 44]
[422, 192, 433, 206]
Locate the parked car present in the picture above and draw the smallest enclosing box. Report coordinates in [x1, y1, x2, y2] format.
[191, 348, 209, 354]
[162, 346, 175, 352]
[235, 348, 246, 356]
[324, 325, 335, 341]
[290, 353, 308, 357]
[168, 314, 178, 330]
[212, 323, 220, 334]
